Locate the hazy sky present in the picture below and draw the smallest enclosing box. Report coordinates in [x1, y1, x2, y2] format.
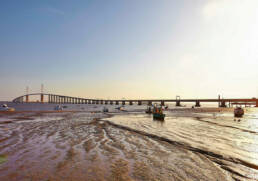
[1, 0, 258, 100]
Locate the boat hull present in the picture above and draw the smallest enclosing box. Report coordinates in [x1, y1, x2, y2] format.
[234, 108, 244, 117]
[153, 113, 165, 120]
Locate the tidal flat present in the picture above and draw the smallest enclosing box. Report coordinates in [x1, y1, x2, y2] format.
[0, 106, 258, 181]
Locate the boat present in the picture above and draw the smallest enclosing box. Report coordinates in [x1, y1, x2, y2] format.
[54, 105, 63, 111]
[1, 104, 15, 112]
[145, 106, 152, 114]
[103, 107, 109, 112]
[234, 107, 244, 117]
[153, 106, 165, 120]
[115, 106, 125, 111]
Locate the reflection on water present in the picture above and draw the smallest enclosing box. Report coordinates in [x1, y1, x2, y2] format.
[108, 109, 258, 180]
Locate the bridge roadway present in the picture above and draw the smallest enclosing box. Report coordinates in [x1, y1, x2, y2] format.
[12, 93, 258, 107]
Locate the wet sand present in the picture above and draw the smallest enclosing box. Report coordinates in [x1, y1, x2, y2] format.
[0, 107, 257, 181]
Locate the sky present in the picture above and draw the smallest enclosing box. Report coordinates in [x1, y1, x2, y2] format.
[1, 0, 258, 101]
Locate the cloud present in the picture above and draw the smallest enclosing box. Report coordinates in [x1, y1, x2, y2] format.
[201, 0, 258, 21]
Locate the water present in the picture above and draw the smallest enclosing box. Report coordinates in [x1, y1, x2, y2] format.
[107, 109, 258, 180]
[0, 103, 257, 180]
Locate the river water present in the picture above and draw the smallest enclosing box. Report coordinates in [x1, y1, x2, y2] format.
[107, 108, 258, 180]
[0, 103, 257, 181]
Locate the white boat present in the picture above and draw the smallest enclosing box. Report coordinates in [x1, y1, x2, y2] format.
[54, 105, 63, 111]
[1, 104, 15, 111]
[234, 107, 244, 117]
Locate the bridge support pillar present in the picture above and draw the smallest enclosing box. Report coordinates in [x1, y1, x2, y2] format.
[116, 101, 119, 105]
[40, 94, 43, 103]
[129, 101, 133, 105]
[122, 101, 125, 105]
[220, 101, 226, 107]
[176, 101, 181, 107]
[138, 101, 142, 105]
[148, 101, 152, 106]
[161, 101, 165, 106]
[26, 95, 29, 103]
[195, 101, 201, 107]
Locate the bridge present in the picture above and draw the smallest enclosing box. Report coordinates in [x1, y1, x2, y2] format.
[12, 93, 258, 107]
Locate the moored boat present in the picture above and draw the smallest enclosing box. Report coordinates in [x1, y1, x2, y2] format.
[145, 106, 152, 114]
[115, 106, 125, 111]
[153, 106, 165, 120]
[54, 105, 63, 111]
[234, 107, 244, 117]
[103, 107, 109, 112]
[1, 104, 15, 112]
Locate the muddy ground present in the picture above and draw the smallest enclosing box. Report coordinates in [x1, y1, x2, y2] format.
[0, 111, 256, 181]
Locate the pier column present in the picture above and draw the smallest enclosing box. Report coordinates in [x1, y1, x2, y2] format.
[25, 95, 29, 103]
[161, 101, 165, 106]
[176, 101, 181, 107]
[220, 101, 226, 107]
[148, 101, 152, 106]
[116, 101, 119, 105]
[41, 94, 44, 103]
[129, 101, 133, 105]
[195, 101, 201, 107]
[138, 101, 142, 105]
[122, 101, 125, 105]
